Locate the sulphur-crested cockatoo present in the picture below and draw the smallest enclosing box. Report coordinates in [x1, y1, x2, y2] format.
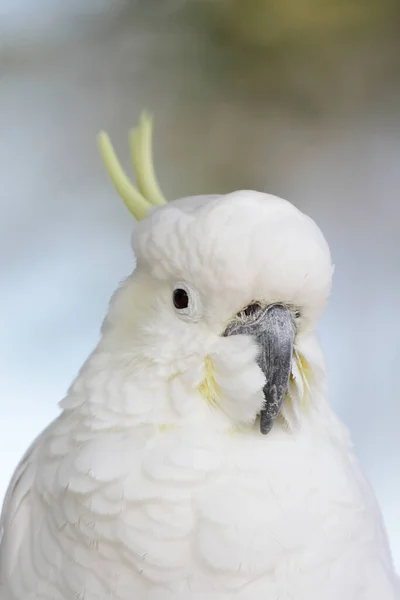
[1, 113, 398, 600]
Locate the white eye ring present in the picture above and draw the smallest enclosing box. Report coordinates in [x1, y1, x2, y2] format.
[172, 282, 202, 322]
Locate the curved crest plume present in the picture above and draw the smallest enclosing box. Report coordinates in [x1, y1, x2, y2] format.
[97, 112, 167, 220]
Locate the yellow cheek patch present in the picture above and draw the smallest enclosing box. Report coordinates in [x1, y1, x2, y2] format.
[198, 355, 221, 408]
[158, 424, 175, 433]
[298, 352, 312, 382]
[291, 350, 312, 412]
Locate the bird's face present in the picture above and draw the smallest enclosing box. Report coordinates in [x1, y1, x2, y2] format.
[105, 190, 333, 433]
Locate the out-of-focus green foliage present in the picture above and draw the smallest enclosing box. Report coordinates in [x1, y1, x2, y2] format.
[218, 0, 397, 47]
[162, 0, 399, 50]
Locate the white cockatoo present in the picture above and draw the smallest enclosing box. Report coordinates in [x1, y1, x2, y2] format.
[1, 114, 398, 600]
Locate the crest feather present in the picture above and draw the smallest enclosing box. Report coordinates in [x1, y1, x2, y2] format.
[98, 111, 167, 220]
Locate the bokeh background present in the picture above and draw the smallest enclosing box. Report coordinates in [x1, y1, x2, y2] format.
[1, 0, 399, 569]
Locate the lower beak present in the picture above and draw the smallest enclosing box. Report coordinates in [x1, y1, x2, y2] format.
[223, 304, 295, 434]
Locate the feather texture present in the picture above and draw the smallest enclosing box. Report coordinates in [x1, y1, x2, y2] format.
[1, 191, 398, 599]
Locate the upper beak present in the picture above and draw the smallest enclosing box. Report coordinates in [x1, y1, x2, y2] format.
[223, 303, 295, 434]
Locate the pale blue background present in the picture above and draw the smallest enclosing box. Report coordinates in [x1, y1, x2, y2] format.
[1, 0, 399, 571]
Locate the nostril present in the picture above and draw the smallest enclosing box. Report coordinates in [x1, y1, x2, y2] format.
[242, 303, 262, 317]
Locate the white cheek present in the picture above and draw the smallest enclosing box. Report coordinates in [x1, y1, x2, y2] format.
[168, 375, 203, 418]
[210, 335, 265, 425]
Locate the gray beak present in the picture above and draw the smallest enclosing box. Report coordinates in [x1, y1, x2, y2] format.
[223, 304, 295, 434]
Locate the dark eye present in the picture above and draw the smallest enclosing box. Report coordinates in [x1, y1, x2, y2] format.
[173, 288, 189, 310]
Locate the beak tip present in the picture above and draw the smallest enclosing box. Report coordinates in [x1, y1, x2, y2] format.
[260, 411, 274, 435]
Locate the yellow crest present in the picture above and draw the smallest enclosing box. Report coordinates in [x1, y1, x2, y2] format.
[97, 112, 167, 220]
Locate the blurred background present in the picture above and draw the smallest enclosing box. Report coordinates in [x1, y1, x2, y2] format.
[1, 0, 399, 568]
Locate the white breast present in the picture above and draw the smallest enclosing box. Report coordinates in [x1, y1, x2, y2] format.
[2, 413, 397, 600]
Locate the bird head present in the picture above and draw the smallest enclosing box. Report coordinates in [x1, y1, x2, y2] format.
[97, 114, 333, 434]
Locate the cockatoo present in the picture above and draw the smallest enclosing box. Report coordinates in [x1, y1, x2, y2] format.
[0, 114, 398, 600]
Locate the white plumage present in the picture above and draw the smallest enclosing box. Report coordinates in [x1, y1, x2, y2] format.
[1, 189, 398, 599]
